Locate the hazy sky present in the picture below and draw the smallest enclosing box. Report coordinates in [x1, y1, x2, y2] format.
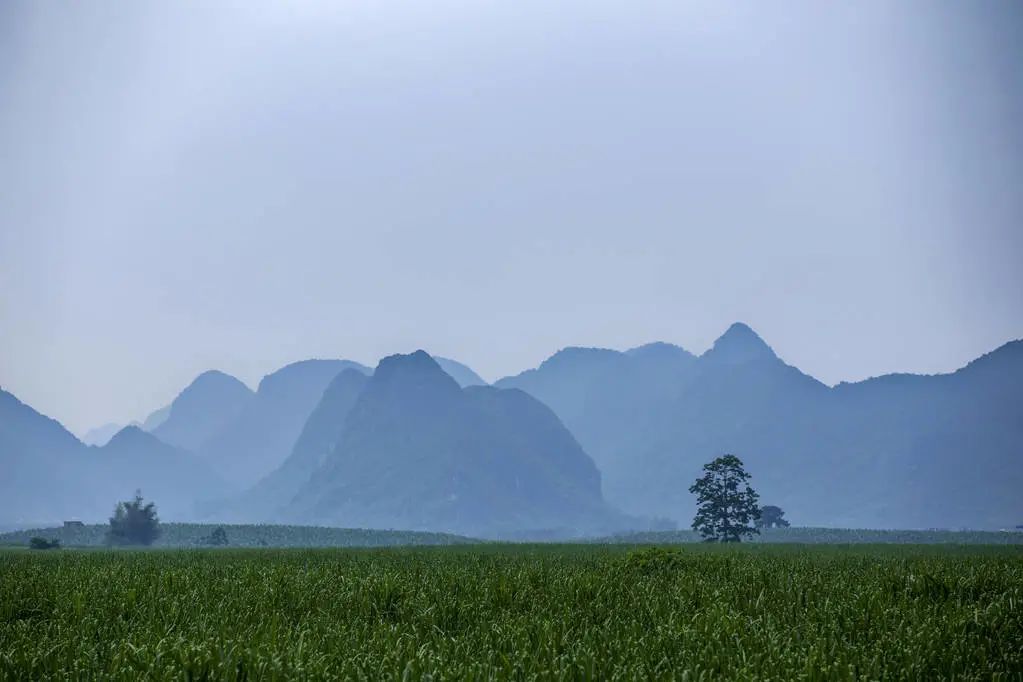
[2, 1, 1021, 435]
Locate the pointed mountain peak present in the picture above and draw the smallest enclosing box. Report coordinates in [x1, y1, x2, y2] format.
[369, 350, 463, 394]
[703, 322, 778, 364]
[376, 350, 448, 377]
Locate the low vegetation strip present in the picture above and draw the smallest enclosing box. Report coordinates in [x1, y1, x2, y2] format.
[599, 527, 1023, 545]
[0, 523, 473, 549]
[6, 523, 1022, 549]
[1, 545, 1021, 679]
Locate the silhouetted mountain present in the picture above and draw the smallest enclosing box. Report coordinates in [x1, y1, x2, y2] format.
[433, 357, 488, 387]
[496, 342, 697, 513]
[140, 404, 171, 432]
[1, 388, 87, 522]
[286, 351, 620, 537]
[92, 426, 227, 519]
[226, 369, 370, 520]
[6, 334, 1020, 532]
[82, 422, 129, 447]
[198, 359, 370, 489]
[0, 390, 228, 524]
[497, 326, 1023, 530]
[700, 322, 778, 365]
[152, 370, 254, 451]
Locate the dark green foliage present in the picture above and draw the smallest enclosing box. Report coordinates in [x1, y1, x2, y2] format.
[106, 492, 161, 546]
[27, 537, 59, 550]
[597, 527, 1023, 545]
[757, 504, 790, 528]
[5, 523, 1023, 549]
[690, 454, 760, 542]
[1, 545, 1021, 678]
[621, 546, 689, 574]
[198, 526, 229, 546]
[0, 523, 472, 548]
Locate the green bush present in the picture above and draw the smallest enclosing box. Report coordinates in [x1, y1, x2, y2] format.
[106, 492, 161, 546]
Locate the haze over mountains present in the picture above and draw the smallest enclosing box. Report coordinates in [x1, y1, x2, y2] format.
[498, 324, 1023, 530]
[0, 390, 223, 523]
[194, 359, 371, 489]
[267, 352, 618, 535]
[1, 325, 1020, 534]
[225, 368, 371, 521]
[151, 370, 254, 452]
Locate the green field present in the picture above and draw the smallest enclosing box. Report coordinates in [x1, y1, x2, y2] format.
[4, 523, 1022, 549]
[0, 523, 472, 549]
[600, 527, 1023, 545]
[2, 545, 1022, 679]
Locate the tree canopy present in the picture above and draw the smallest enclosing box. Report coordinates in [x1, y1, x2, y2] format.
[689, 455, 760, 542]
[757, 505, 790, 529]
[107, 491, 161, 546]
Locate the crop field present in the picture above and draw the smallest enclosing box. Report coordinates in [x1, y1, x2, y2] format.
[0, 523, 472, 549]
[600, 528, 1023, 545]
[5, 523, 1022, 549]
[2, 545, 1022, 680]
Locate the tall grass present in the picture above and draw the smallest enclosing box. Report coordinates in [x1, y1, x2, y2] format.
[2, 544, 1021, 679]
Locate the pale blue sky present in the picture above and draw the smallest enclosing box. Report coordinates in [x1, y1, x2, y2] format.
[1, 1, 1021, 434]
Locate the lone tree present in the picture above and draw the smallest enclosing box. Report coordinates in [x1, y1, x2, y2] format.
[689, 455, 760, 542]
[756, 505, 790, 529]
[107, 490, 161, 546]
[200, 526, 229, 546]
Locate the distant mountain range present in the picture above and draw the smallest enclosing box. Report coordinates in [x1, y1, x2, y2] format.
[432, 357, 488, 387]
[0, 353, 502, 529]
[151, 370, 254, 452]
[81, 422, 130, 447]
[194, 360, 371, 489]
[0, 390, 223, 524]
[223, 368, 371, 521]
[2, 328, 1021, 532]
[497, 324, 1023, 529]
[283, 351, 622, 536]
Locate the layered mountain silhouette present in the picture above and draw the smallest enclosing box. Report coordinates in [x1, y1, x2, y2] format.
[225, 368, 370, 520]
[140, 404, 171, 432]
[90, 426, 226, 519]
[3, 334, 1020, 531]
[1, 388, 86, 522]
[0, 389, 224, 523]
[81, 422, 128, 447]
[283, 351, 621, 536]
[497, 324, 1023, 529]
[152, 370, 254, 451]
[196, 359, 370, 488]
[433, 357, 488, 387]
